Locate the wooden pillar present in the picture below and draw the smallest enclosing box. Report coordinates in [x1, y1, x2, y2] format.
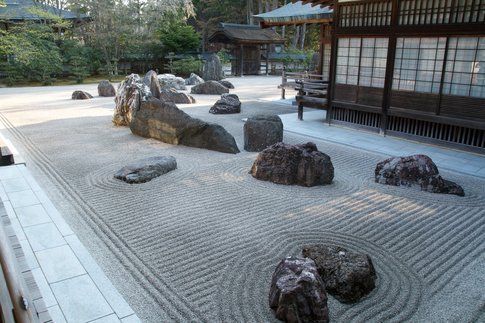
[380, 0, 399, 135]
[265, 45, 269, 76]
[327, 7, 339, 125]
[318, 24, 325, 75]
[240, 44, 244, 77]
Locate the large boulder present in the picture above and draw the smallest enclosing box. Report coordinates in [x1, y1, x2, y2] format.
[72, 91, 93, 100]
[191, 81, 229, 95]
[130, 97, 240, 154]
[269, 257, 329, 323]
[143, 70, 161, 100]
[160, 88, 196, 104]
[302, 245, 377, 303]
[244, 115, 283, 152]
[114, 156, 177, 184]
[218, 80, 234, 89]
[375, 154, 464, 196]
[185, 73, 204, 86]
[113, 74, 152, 126]
[157, 74, 187, 91]
[98, 80, 116, 97]
[250, 142, 334, 187]
[202, 54, 224, 81]
[209, 94, 241, 114]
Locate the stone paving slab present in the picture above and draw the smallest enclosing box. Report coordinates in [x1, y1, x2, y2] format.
[279, 109, 485, 179]
[0, 164, 140, 323]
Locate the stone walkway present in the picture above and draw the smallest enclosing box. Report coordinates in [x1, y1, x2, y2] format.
[0, 163, 139, 323]
[279, 109, 485, 178]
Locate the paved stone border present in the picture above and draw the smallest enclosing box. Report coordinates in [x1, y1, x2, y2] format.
[0, 164, 140, 323]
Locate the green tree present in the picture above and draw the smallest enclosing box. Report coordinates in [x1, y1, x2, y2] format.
[159, 19, 200, 54]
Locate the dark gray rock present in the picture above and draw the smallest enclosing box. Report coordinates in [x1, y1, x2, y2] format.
[250, 142, 334, 187]
[244, 115, 283, 152]
[157, 74, 186, 91]
[98, 80, 116, 97]
[160, 88, 196, 104]
[302, 245, 377, 304]
[114, 156, 177, 184]
[113, 74, 151, 126]
[191, 81, 229, 95]
[269, 257, 329, 323]
[185, 73, 204, 86]
[375, 154, 464, 196]
[130, 97, 239, 154]
[209, 94, 241, 114]
[143, 70, 161, 100]
[202, 54, 224, 81]
[218, 80, 234, 89]
[72, 91, 93, 100]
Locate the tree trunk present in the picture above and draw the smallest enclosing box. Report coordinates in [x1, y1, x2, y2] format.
[292, 25, 300, 49]
[300, 23, 307, 50]
[258, 0, 263, 14]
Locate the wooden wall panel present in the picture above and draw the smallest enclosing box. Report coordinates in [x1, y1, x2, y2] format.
[357, 86, 384, 107]
[390, 90, 439, 113]
[334, 84, 358, 103]
[440, 95, 485, 121]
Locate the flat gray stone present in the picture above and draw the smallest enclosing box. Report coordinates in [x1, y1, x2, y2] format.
[114, 156, 177, 184]
[24, 222, 65, 251]
[36, 245, 86, 283]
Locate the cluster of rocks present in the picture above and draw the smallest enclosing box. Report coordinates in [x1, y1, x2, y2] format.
[157, 74, 186, 91]
[191, 81, 229, 95]
[375, 154, 465, 196]
[209, 94, 241, 114]
[113, 71, 239, 154]
[251, 142, 334, 187]
[269, 246, 377, 322]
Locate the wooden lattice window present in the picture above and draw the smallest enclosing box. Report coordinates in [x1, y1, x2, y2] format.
[336, 37, 388, 88]
[393, 37, 446, 94]
[443, 37, 485, 98]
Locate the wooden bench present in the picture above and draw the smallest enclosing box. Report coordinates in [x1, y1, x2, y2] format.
[295, 78, 328, 120]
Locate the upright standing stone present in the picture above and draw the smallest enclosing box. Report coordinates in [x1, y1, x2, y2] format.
[244, 115, 283, 152]
[269, 257, 329, 323]
[98, 80, 116, 97]
[202, 54, 224, 81]
[113, 74, 152, 126]
[143, 70, 161, 99]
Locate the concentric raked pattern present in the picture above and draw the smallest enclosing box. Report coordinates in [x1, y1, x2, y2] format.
[0, 99, 484, 322]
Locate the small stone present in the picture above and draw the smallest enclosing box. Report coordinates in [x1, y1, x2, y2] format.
[375, 154, 465, 196]
[269, 257, 329, 323]
[160, 88, 196, 104]
[158, 74, 187, 91]
[244, 115, 283, 152]
[302, 245, 377, 303]
[218, 80, 234, 89]
[191, 81, 229, 95]
[98, 80, 116, 97]
[185, 73, 204, 86]
[71, 91, 93, 100]
[114, 156, 177, 184]
[209, 94, 241, 114]
[250, 142, 334, 187]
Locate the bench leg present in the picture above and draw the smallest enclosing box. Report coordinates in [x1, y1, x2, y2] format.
[281, 88, 286, 100]
[298, 104, 303, 120]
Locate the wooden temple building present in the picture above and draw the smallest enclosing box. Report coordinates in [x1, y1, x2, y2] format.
[208, 23, 284, 76]
[257, 0, 485, 152]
